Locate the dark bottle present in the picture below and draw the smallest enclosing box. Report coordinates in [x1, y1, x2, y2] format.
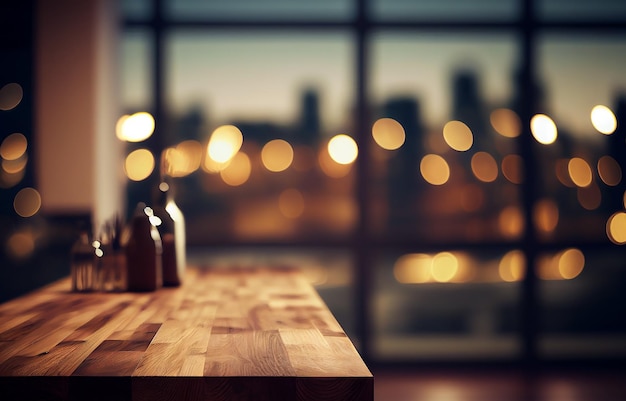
[125, 203, 163, 292]
[152, 181, 181, 286]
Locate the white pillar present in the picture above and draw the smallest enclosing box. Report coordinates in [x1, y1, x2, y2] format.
[36, 0, 123, 230]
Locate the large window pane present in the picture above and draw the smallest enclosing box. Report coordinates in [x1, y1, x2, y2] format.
[165, 32, 355, 244]
[165, 0, 353, 21]
[370, 33, 520, 243]
[373, 249, 522, 360]
[120, 29, 153, 112]
[539, 248, 626, 359]
[371, 0, 517, 21]
[535, 35, 626, 243]
[539, 0, 626, 21]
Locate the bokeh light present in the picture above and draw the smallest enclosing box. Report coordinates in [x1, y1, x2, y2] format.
[278, 188, 305, 219]
[558, 248, 585, 279]
[394, 253, 432, 284]
[0, 82, 24, 111]
[420, 154, 450, 185]
[597, 155, 622, 186]
[530, 114, 557, 145]
[555, 159, 575, 187]
[533, 199, 559, 235]
[163, 140, 203, 177]
[577, 183, 601, 210]
[502, 154, 523, 184]
[0, 166, 25, 188]
[125, 148, 155, 181]
[262, 139, 294, 172]
[318, 145, 352, 178]
[220, 151, 251, 186]
[328, 134, 358, 165]
[6, 230, 36, 260]
[490, 108, 521, 138]
[590, 105, 617, 135]
[13, 187, 41, 217]
[607, 211, 626, 245]
[0, 133, 28, 160]
[471, 152, 498, 183]
[116, 112, 155, 142]
[2, 155, 27, 174]
[431, 252, 458, 283]
[538, 249, 585, 280]
[568, 157, 593, 187]
[208, 125, 244, 164]
[499, 250, 525, 282]
[443, 120, 473, 152]
[499, 206, 524, 239]
[372, 118, 405, 150]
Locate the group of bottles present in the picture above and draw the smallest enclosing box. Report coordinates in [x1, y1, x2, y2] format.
[71, 180, 186, 292]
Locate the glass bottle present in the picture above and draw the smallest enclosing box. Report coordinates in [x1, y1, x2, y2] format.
[125, 203, 163, 292]
[159, 150, 187, 282]
[152, 181, 180, 286]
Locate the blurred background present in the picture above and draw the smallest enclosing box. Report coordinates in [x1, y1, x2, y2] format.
[1, 0, 626, 377]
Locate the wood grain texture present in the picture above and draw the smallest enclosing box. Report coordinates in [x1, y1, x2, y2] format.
[0, 267, 372, 400]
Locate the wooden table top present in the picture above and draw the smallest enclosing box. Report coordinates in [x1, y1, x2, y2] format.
[0, 266, 372, 401]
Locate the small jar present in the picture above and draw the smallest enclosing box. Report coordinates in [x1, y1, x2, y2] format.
[98, 240, 127, 292]
[71, 233, 100, 292]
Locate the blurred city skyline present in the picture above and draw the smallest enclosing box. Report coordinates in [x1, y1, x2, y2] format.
[121, 31, 626, 142]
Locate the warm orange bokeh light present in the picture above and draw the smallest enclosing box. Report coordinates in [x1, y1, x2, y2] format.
[420, 154, 450, 185]
[13, 187, 41, 218]
[262, 139, 294, 172]
[607, 211, 626, 245]
[0, 133, 28, 161]
[372, 118, 406, 150]
[208, 125, 244, 164]
[443, 120, 473, 152]
[597, 155, 622, 186]
[471, 152, 498, 183]
[116, 112, 155, 142]
[220, 151, 251, 186]
[568, 157, 593, 188]
[125, 148, 155, 181]
[0, 82, 23, 111]
[490, 108, 521, 138]
[502, 154, 523, 184]
[328, 134, 358, 165]
[530, 114, 557, 145]
[533, 199, 559, 235]
[499, 250, 525, 282]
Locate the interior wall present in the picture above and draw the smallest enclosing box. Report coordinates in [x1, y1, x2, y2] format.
[36, 0, 123, 228]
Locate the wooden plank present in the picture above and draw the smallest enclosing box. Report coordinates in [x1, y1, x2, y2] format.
[0, 266, 372, 400]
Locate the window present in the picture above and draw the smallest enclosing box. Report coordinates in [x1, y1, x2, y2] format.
[120, 0, 626, 365]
